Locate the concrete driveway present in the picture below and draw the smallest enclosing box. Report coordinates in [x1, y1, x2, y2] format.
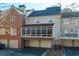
[0, 47, 48, 56]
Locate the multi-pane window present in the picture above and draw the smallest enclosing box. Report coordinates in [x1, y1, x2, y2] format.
[10, 16, 16, 24]
[22, 27, 30, 36]
[63, 30, 78, 37]
[22, 26, 52, 37]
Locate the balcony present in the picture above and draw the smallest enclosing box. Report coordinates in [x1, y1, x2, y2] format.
[61, 33, 79, 39]
[21, 23, 54, 39]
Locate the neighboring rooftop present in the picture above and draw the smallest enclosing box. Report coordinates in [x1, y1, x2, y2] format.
[19, 5, 26, 8]
[28, 6, 61, 17]
[62, 12, 79, 18]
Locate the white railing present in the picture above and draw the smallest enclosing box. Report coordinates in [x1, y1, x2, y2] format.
[61, 33, 79, 39]
[21, 34, 53, 38]
[62, 33, 78, 37]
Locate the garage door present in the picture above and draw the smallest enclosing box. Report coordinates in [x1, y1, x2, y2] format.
[29, 39, 39, 47]
[24, 40, 29, 47]
[9, 40, 18, 48]
[40, 40, 52, 48]
[74, 40, 79, 47]
[0, 39, 8, 48]
[63, 40, 72, 46]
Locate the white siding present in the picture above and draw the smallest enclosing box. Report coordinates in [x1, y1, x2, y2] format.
[26, 15, 61, 39]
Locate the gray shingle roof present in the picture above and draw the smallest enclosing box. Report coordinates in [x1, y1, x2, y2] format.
[62, 12, 79, 18]
[28, 6, 61, 17]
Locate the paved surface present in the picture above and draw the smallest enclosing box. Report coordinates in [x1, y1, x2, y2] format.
[0, 47, 47, 56]
[63, 47, 79, 56]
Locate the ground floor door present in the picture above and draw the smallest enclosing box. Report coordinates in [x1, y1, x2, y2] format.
[9, 40, 18, 48]
[74, 40, 79, 47]
[62, 40, 79, 47]
[24, 40, 29, 47]
[62, 40, 73, 47]
[40, 40, 52, 48]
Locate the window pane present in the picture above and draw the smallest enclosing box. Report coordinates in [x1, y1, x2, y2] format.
[22, 29, 25, 36]
[10, 16, 16, 23]
[31, 27, 35, 36]
[36, 27, 41, 36]
[47, 27, 52, 36]
[42, 27, 46, 36]
[26, 27, 30, 36]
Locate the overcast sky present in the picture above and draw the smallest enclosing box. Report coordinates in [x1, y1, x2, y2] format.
[0, 0, 79, 10]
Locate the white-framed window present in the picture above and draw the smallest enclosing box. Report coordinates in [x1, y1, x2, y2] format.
[48, 18, 53, 23]
[10, 16, 16, 23]
[64, 30, 68, 34]
[34, 19, 40, 24]
[64, 20, 69, 25]
[10, 27, 17, 35]
[22, 26, 52, 37]
[0, 28, 5, 35]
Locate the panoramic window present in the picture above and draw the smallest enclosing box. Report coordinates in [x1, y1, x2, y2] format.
[22, 26, 53, 37]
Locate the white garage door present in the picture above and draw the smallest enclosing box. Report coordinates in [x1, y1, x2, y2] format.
[63, 40, 72, 46]
[0, 39, 8, 48]
[40, 40, 52, 48]
[29, 39, 39, 47]
[9, 40, 18, 48]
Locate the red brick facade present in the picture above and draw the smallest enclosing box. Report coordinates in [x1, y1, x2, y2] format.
[0, 6, 23, 48]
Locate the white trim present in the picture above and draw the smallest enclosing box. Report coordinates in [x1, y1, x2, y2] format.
[60, 37, 79, 40]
